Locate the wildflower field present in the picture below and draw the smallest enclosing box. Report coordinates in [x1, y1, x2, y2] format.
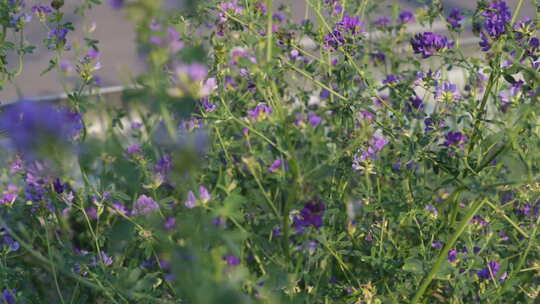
[0, 0, 539, 303]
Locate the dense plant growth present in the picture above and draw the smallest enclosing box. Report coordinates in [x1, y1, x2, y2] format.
[0, 0, 539, 303]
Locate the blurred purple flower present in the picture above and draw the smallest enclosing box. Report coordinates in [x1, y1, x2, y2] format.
[248, 103, 272, 121]
[431, 241, 443, 249]
[382, 74, 400, 85]
[0, 101, 82, 161]
[223, 254, 241, 267]
[185, 190, 197, 208]
[447, 9, 464, 29]
[443, 131, 467, 148]
[163, 217, 176, 231]
[133, 195, 160, 215]
[109, 0, 124, 9]
[476, 261, 501, 280]
[293, 200, 326, 233]
[110, 202, 129, 216]
[199, 185, 211, 203]
[448, 249, 458, 262]
[353, 135, 389, 167]
[268, 158, 284, 173]
[374, 16, 391, 28]
[2, 289, 16, 304]
[399, 11, 415, 24]
[126, 144, 142, 155]
[308, 112, 322, 127]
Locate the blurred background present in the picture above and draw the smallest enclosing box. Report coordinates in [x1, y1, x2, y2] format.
[0, 0, 535, 102]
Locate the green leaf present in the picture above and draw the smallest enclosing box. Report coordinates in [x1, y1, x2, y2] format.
[402, 258, 424, 274]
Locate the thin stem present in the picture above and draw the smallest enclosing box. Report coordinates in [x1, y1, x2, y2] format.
[265, 0, 273, 62]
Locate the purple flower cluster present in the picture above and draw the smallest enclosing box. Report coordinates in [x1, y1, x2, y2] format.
[410, 32, 453, 58]
[323, 15, 364, 51]
[109, 0, 124, 9]
[0, 101, 82, 161]
[479, 1, 512, 51]
[184, 186, 211, 208]
[293, 200, 326, 233]
[47, 25, 71, 50]
[352, 135, 389, 169]
[132, 195, 160, 215]
[435, 81, 460, 101]
[248, 103, 272, 121]
[223, 254, 241, 267]
[482, 1, 511, 39]
[31, 5, 52, 20]
[476, 261, 502, 281]
[2, 289, 16, 304]
[399, 11, 415, 24]
[443, 131, 468, 149]
[446, 9, 464, 29]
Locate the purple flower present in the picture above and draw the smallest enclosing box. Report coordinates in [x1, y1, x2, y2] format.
[254, 2, 267, 14]
[324, 14, 364, 50]
[53, 178, 67, 194]
[100, 252, 113, 266]
[352, 135, 389, 167]
[374, 16, 391, 28]
[163, 217, 176, 231]
[185, 191, 197, 208]
[293, 200, 326, 233]
[174, 63, 208, 83]
[268, 158, 283, 173]
[248, 104, 272, 121]
[199, 185, 211, 203]
[431, 241, 443, 249]
[154, 155, 172, 177]
[223, 254, 241, 267]
[443, 131, 468, 148]
[448, 249, 458, 262]
[447, 9, 464, 29]
[132, 195, 160, 215]
[109, 0, 124, 9]
[476, 261, 501, 280]
[110, 202, 129, 216]
[370, 52, 386, 64]
[482, 1, 511, 39]
[85, 207, 98, 220]
[407, 95, 424, 111]
[479, 32, 492, 51]
[320, 89, 330, 99]
[212, 217, 226, 228]
[471, 215, 489, 227]
[308, 112, 322, 127]
[435, 81, 460, 101]
[0, 101, 82, 161]
[200, 97, 217, 112]
[0, 192, 17, 205]
[411, 32, 453, 58]
[2, 289, 16, 304]
[31, 5, 52, 19]
[126, 144, 142, 155]
[399, 11, 415, 24]
[425, 205, 438, 217]
[47, 26, 70, 49]
[382, 74, 400, 85]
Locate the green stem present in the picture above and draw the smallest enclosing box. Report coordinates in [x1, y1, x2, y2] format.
[411, 198, 488, 303]
[490, 214, 540, 302]
[265, 0, 273, 62]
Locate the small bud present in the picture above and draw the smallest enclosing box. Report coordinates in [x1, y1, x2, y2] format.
[51, 0, 64, 10]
